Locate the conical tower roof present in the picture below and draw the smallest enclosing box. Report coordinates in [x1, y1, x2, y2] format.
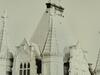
[30, 1, 64, 56]
[30, 12, 50, 54]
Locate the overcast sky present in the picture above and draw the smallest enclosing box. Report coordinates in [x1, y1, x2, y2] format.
[0, 0, 100, 67]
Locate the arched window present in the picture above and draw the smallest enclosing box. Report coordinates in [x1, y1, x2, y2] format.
[24, 63, 26, 68]
[19, 63, 23, 75]
[27, 63, 30, 68]
[23, 63, 26, 75]
[20, 63, 23, 68]
[27, 62, 30, 75]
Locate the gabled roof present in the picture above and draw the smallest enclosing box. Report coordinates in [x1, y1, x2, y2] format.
[15, 38, 31, 57]
[20, 38, 29, 47]
[15, 38, 40, 58]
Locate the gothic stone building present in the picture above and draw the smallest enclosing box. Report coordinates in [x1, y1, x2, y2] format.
[0, 0, 91, 75]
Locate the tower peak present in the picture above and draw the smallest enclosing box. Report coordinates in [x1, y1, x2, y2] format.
[45, 1, 64, 17]
[46, 2, 64, 12]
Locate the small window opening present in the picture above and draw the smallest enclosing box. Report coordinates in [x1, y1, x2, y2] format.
[24, 63, 26, 68]
[36, 58, 42, 75]
[64, 61, 70, 75]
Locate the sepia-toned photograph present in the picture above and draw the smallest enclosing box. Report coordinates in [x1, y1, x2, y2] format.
[0, 0, 100, 75]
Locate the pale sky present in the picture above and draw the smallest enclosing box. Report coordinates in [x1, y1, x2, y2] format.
[0, 0, 100, 68]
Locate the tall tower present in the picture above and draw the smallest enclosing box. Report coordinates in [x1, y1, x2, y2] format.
[42, 1, 64, 75]
[30, 0, 64, 75]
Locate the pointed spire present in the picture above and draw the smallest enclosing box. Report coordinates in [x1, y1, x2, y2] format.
[0, 10, 8, 52]
[0, 10, 12, 60]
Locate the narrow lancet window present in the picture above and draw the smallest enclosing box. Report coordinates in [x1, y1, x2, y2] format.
[27, 63, 30, 68]
[24, 63, 26, 68]
[27, 62, 30, 75]
[19, 63, 23, 75]
[20, 63, 23, 68]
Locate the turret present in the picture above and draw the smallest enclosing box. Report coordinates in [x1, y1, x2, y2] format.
[30, 0, 64, 75]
